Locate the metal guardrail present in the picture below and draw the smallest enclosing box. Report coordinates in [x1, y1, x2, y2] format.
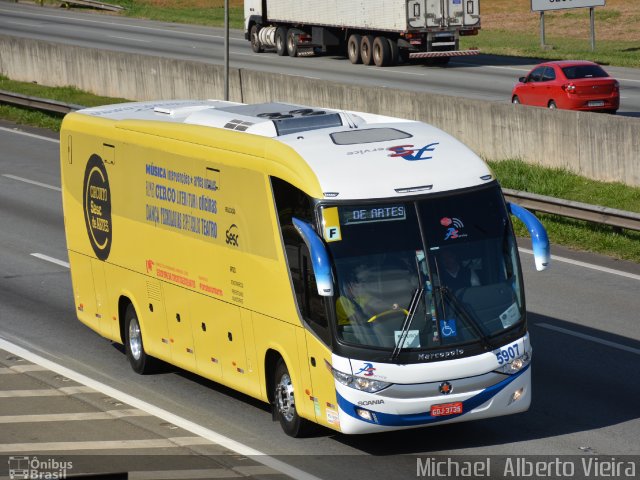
[1, 92, 639, 232]
[503, 189, 640, 232]
[0, 90, 84, 114]
[59, 0, 124, 12]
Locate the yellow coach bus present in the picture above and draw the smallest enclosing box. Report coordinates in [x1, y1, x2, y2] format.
[60, 99, 550, 436]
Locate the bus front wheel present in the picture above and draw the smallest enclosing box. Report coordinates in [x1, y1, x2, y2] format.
[273, 359, 312, 437]
[124, 304, 156, 374]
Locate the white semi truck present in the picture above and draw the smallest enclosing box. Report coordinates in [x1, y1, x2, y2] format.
[244, 0, 480, 66]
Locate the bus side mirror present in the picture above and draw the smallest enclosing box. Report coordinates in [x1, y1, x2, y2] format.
[508, 203, 550, 271]
[292, 217, 334, 296]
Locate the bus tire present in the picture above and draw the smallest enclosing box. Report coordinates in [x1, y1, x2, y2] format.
[273, 359, 312, 437]
[347, 34, 362, 64]
[360, 35, 374, 65]
[124, 304, 156, 375]
[275, 27, 288, 56]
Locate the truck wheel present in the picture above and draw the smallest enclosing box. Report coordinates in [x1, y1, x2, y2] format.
[373, 36, 391, 67]
[124, 304, 156, 374]
[275, 27, 288, 56]
[387, 38, 399, 66]
[347, 34, 362, 64]
[360, 35, 375, 65]
[273, 359, 312, 437]
[548, 100, 557, 109]
[512, 96, 520, 105]
[287, 30, 298, 57]
[250, 24, 263, 53]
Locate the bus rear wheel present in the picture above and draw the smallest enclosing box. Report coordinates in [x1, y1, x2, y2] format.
[273, 359, 312, 437]
[124, 304, 156, 374]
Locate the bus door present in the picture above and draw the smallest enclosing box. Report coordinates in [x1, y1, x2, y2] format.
[297, 247, 338, 428]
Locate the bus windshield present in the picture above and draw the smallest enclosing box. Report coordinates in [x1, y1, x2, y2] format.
[323, 185, 524, 354]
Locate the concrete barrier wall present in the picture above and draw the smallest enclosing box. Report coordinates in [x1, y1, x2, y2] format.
[1, 34, 638, 186]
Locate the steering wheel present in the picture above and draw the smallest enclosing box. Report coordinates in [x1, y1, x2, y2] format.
[367, 308, 410, 323]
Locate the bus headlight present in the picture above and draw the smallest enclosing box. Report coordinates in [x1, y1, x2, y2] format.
[496, 351, 531, 374]
[326, 362, 391, 393]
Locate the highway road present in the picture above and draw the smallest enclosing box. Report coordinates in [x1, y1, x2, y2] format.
[0, 121, 639, 478]
[1, 1, 640, 116]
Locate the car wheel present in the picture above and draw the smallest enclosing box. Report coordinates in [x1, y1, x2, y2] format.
[512, 96, 520, 105]
[548, 100, 557, 109]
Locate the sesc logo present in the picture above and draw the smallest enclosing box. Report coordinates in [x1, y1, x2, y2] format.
[225, 224, 239, 247]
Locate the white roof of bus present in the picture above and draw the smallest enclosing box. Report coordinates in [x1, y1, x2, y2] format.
[77, 100, 493, 200]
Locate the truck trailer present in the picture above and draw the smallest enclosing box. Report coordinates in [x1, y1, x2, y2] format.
[245, 0, 480, 66]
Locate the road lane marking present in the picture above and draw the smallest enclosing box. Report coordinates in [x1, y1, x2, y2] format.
[129, 469, 243, 479]
[519, 248, 640, 281]
[0, 437, 214, 453]
[0, 338, 324, 480]
[30, 253, 70, 268]
[0, 409, 150, 424]
[0, 365, 48, 374]
[0, 386, 95, 397]
[536, 323, 640, 355]
[108, 35, 151, 43]
[2, 174, 61, 191]
[0, 126, 59, 143]
[129, 466, 279, 479]
[6, 364, 49, 373]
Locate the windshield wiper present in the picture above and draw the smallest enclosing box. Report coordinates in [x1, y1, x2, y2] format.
[436, 286, 494, 351]
[390, 287, 423, 362]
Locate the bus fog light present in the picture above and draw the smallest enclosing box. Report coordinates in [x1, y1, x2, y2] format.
[508, 388, 524, 405]
[355, 408, 378, 423]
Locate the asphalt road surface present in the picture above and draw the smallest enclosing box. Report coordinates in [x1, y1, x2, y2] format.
[0, 121, 639, 479]
[1, 1, 640, 117]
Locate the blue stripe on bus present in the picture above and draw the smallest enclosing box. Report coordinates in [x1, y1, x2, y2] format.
[336, 366, 529, 427]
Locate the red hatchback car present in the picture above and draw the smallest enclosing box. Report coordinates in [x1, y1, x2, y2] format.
[511, 60, 619, 113]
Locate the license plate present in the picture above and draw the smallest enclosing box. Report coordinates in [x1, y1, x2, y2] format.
[431, 402, 463, 417]
[588, 100, 605, 107]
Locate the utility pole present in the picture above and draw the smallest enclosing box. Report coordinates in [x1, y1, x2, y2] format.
[224, 0, 229, 101]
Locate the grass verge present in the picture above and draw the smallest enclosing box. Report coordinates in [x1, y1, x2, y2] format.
[488, 160, 640, 263]
[461, 31, 640, 69]
[1, 76, 638, 263]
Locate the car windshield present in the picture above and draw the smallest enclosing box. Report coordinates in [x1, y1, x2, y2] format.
[562, 64, 609, 79]
[323, 185, 524, 353]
